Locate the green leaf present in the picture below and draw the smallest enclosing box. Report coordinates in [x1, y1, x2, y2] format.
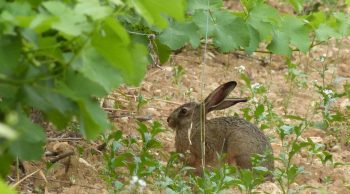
[92, 17, 148, 85]
[192, 10, 216, 36]
[77, 98, 110, 139]
[333, 12, 350, 35]
[154, 39, 171, 64]
[306, 12, 326, 29]
[62, 71, 107, 98]
[22, 85, 75, 129]
[246, 3, 279, 40]
[75, 0, 112, 20]
[0, 153, 14, 178]
[10, 113, 46, 160]
[213, 12, 249, 52]
[79, 46, 123, 93]
[254, 104, 264, 118]
[43, 1, 87, 36]
[268, 16, 310, 55]
[0, 35, 22, 72]
[0, 179, 16, 194]
[131, 0, 185, 28]
[281, 16, 310, 52]
[194, 10, 249, 52]
[29, 14, 57, 33]
[187, 0, 223, 13]
[267, 31, 291, 55]
[316, 24, 341, 41]
[288, 0, 304, 13]
[56, 71, 110, 139]
[159, 21, 200, 50]
[246, 25, 260, 54]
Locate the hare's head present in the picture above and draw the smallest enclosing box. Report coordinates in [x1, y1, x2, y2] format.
[167, 81, 248, 131]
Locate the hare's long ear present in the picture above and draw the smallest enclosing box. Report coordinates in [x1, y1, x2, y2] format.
[208, 98, 247, 112]
[204, 81, 237, 113]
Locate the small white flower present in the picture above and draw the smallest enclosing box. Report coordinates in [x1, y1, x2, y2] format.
[252, 83, 261, 89]
[138, 179, 147, 187]
[312, 80, 318, 84]
[323, 89, 334, 99]
[235, 65, 246, 73]
[130, 176, 138, 185]
[250, 97, 258, 103]
[323, 89, 333, 95]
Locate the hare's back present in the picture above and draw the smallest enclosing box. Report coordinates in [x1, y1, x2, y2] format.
[207, 117, 271, 153]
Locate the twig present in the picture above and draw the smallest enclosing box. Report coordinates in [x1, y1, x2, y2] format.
[152, 98, 182, 105]
[47, 137, 83, 141]
[48, 151, 75, 163]
[109, 114, 153, 121]
[11, 169, 41, 188]
[102, 107, 134, 112]
[104, 96, 129, 103]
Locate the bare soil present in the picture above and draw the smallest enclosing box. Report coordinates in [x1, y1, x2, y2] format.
[15, 37, 350, 194]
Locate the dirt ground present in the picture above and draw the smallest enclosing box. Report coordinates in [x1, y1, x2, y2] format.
[12, 2, 350, 193]
[14, 36, 350, 194]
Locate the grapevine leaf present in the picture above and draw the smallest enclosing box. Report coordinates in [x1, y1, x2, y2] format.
[75, 0, 112, 20]
[246, 3, 279, 40]
[43, 1, 87, 36]
[57, 72, 109, 139]
[267, 31, 291, 55]
[306, 12, 326, 29]
[193, 10, 249, 52]
[246, 25, 260, 54]
[155, 39, 171, 64]
[10, 113, 46, 160]
[78, 98, 110, 139]
[333, 12, 350, 35]
[281, 16, 310, 53]
[288, 0, 304, 13]
[22, 85, 75, 129]
[130, 0, 185, 28]
[268, 16, 310, 55]
[92, 17, 148, 85]
[316, 24, 341, 41]
[213, 11, 249, 52]
[192, 10, 216, 36]
[187, 0, 223, 13]
[79, 46, 123, 93]
[0, 153, 13, 178]
[159, 21, 200, 50]
[0, 35, 21, 72]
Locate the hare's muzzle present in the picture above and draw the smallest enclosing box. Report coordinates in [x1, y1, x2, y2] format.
[167, 116, 176, 129]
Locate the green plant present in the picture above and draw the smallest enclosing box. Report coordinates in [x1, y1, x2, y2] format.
[282, 60, 307, 114]
[172, 64, 186, 85]
[136, 94, 148, 112]
[0, 0, 185, 176]
[103, 121, 164, 192]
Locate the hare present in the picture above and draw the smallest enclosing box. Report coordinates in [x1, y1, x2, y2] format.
[167, 81, 274, 173]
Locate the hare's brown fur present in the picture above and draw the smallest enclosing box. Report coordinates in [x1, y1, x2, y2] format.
[167, 81, 274, 173]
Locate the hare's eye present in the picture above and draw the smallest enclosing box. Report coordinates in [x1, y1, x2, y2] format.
[180, 107, 188, 115]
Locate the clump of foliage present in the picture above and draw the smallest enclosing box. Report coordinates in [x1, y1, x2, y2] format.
[1, 0, 350, 192]
[0, 0, 185, 179]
